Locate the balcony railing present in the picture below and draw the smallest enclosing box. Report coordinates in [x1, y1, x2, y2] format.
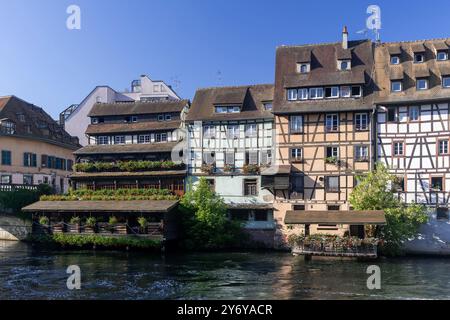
[0, 184, 39, 192]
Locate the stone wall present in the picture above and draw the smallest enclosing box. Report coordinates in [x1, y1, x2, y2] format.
[0, 215, 32, 241]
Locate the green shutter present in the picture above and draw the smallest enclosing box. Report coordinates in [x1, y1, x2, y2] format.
[32, 154, 37, 167]
[23, 153, 28, 166]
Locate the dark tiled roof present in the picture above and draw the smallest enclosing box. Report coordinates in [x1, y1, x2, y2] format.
[74, 141, 180, 155]
[411, 42, 426, 53]
[285, 210, 386, 225]
[375, 39, 450, 105]
[70, 170, 187, 179]
[23, 200, 179, 213]
[389, 68, 404, 80]
[0, 96, 80, 149]
[387, 46, 402, 55]
[273, 40, 375, 114]
[88, 100, 189, 117]
[186, 84, 274, 122]
[434, 41, 449, 51]
[85, 120, 181, 134]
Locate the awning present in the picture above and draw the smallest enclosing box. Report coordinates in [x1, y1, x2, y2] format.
[285, 210, 386, 225]
[22, 200, 179, 214]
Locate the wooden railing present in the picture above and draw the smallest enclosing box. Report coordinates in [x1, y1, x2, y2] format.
[80, 183, 185, 196]
[0, 184, 39, 192]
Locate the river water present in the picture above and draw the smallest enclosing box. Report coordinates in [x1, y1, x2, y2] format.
[1, 241, 449, 300]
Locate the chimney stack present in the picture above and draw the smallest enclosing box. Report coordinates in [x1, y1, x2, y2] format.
[342, 26, 348, 50]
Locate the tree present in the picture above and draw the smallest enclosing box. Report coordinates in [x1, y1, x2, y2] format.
[179, 178, 245, 250]
[349, 163, 428, 256]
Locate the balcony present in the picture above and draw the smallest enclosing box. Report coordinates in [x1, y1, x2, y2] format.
[0, 184, 39, 192]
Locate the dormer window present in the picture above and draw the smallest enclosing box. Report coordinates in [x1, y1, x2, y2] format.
[442, 76, 450, 88]
[214, 106, 241, 114]
[157, 114, 164, 121]
[416, 78, 429, 90]
[391, 81, 403, 92]
[340, 86, 351, 98]
[309, 88, 324, 99]
[131, 116, 138, 123]
[437, 51, 448, 61]
[0, 120, 16, 135]
[165, 114, 172, 121]
[297, 63, 310, 74]
[339, 60, 351, 71]
[325, 87, 339, 99]
[92, 118, 99, 124]
[263, 102, 273, 111]
[414, 53, 424, 63]
[390, 56, 400, 65]
[351, 86, 362, 97]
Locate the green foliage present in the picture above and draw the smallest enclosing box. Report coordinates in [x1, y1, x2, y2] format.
[108, 216, 118, 225]
[137, 217, 148, 229]
[288, 234, 379, 248]
[85, 217, 97, 227]
[0, 184, 53, 214]
[349, 163, 428, 256]
[325, 156, 338, 164]
[28, 234, 161, 250]
[242, 164, 260, 175]
[179, 178, 246, 250]
[70, 216, 81, 224]
[39, 216, 49, 225]
[73, 161, 184, 173]
[40, 188, 178, 201]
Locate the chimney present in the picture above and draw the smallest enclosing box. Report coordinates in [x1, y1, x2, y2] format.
[342, 26, 348, 50]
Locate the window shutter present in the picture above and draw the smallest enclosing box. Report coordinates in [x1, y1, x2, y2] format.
[41, 155, 48, 168]
[23, 153, 28, 166]
[249, 151, 258, 165]
[225, 152, 235, 165]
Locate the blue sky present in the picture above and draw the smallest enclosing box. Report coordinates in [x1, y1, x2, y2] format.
[0, 0, 449, 118]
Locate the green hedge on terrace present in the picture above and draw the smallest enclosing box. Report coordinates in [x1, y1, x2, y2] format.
[74, 161, 185, 173]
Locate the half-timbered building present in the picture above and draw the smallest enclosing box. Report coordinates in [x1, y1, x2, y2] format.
[268, 29, 378, 246]
[375, 38, 450, 215]
[186, 84, 276, 246]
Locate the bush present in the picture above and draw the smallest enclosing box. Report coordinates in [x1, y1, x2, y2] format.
[0, 184, 53, 214]
[39, 216, 49, 225]
[109, 216, 118, 225]
[74, 160, 184, 173]
[40, 188, 178, 201]
[70, 216, 81, 224]
[85, 217, 97, 227]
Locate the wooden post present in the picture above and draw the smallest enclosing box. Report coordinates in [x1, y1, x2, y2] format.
[305, 224, 310, 236]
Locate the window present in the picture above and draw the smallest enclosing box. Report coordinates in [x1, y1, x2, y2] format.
[297, 63, 310, 73]
[390, 56, 400, 65]
[340, 60, 351, 70]
[263, 102, 273, 111]
[225, 152, 235, 166]
[17, 113, 25, 122]
[437, 51, 448, 61]
[431, 177, 443, 191]
[355, 113, 369, 131]
[340, 86, 351, 98]
[245, 124, 257, 137]
[165, 114, 172, 121]
[138, 135, 151, 144]
[260, 150, 272, 165]
[293, 204, 305, 211]
[414, 53, 424, 63]
[328, 205, 340, 211]
[325, 176, 339, 192]
[351, 86, 362, 97]
[393, 142, 404, 156]
[23, 153, 37, 167]
[203, 152, 216, 165]
[298, 88, 309, 100]
[325, 114, 339, 132]
[387, 107, 397, 122]
[309, 87, 324, 99]
[443, 76, 450, 88]
[417, 79, 429, 90]
[439, 140, 449, 155]
[291, 175, 304, 195]
[215, 106, 240, 113]
[287, 89, 298, 101]
[97, 136, 109, 145]
[246, 151, 259, 165]
[244, 179, 258, 196]
[355, 145, 369, 162]
[1, 150, 11, 165]
[290, 148, 303, 162]
[114, 136, 125, 144]
[325, 87, 340, 99]
[1, 120, 15, 134]
[23, 174, 33, 185]
[254, 210, 269, 221]
[1, 175, 11, 184]
[155, 133, 168, 142]
[157, 114, 164, 121]
[391, 81, 402, 92]
[227, 125, 240, 139]
[203, 125, 216, 139]
[409, 106, 420, 121]
[290, 115, 303, 134]
[326, 146, 339, 159]
[131, 116, 138, 123]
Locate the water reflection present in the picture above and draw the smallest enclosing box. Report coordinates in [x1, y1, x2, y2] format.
[0, 242, 449, 300]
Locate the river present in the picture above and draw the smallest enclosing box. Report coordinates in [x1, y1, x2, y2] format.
[0, 241, 449, 300]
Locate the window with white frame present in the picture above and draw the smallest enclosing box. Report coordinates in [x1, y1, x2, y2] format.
[414, 53, 424, 63]
[390, 56, 400, 65]
[340, 86, 351, 98]
[227, 125, 240, 139]
[287, 89, 298, 101]
[263, 102, 273, 111]
[309, 87, 324, 99]
[246, 151, 259, 165]
[298, 88, 309, 100]
[290, 148, 303, 162]
[92, 118, 99, 124]
[409, 106, 420, 121]
[351, 86, 362, 97]
[355, 145, 369, 161]
[290, 115, 303, 133]
[138, 135, 151, 144]
[260, 150, 272, 165]
[131, 116, 138, 123]
[325, 114, 339, 132]
[439, 140, 449, 155]
[325, 176, 339, 192]
[97, 136, 109, 145]
[165, 114, 172, 121]
[203, 125, 216, 139]
[114, 136, 125, 144]
[225, 151, 235, 165]
[155, 132, 168, 142]
[297, 63, 310, 73]
[391, 81, 402, 92]
[437, 51, 448, 61]
[326, 146, 339, 159]
[325, 87, 339, 98]
[355, 113, 369, 131]
[339, 60, 351, 70]
[157, 114, 164, 121]
[393, 142, 404, 156]
[443, 76, 450, 88]
[245, 123, 257, 137]
[417, 78, 429, 90]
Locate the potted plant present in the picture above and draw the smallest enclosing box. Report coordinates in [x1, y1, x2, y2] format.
[108, 216, 118, 233]
[243, 164, 260, 175]
[84, 217, 97, 234]
[137, 217, 148, 234]
[325, 156, 338, 165]
[201, 163, 215, 174]
[223, 164, 235, 173]
[68, 216, 81, 233]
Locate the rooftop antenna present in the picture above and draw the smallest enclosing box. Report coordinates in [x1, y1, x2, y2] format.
[366, 4, 382, 43]
[170, 75, 181, 91]
[216, 70, 223, 86]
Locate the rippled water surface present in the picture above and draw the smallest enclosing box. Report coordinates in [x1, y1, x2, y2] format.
[1, 241, 449, 300]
